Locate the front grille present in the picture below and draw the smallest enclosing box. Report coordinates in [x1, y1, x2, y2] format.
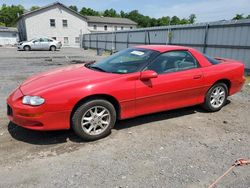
[7, 104, 13, 116]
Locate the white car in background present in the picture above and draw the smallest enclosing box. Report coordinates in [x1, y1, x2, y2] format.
[17, 37, 62, 51]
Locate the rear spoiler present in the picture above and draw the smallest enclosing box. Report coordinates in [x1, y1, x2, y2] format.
[214, 57, 243, 64]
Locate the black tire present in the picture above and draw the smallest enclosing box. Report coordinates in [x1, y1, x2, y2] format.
[23, 45, 31, 51]
[203, 83, 228, 112]
[72, 99, 116, 141]
[50, 46, 56, 51]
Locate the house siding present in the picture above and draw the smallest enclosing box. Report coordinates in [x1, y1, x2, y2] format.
[88, 23, 135, 32]
[0, 31, 18, 46]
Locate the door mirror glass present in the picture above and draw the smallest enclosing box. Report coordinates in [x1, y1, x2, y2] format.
[140, 70, 158, 80]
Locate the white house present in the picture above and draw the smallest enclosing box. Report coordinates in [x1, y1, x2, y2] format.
[17, 2, 137, 47]
[17, 2, 89, 47]
[86, 16, 137, 32]
[0, 27, 18, 46]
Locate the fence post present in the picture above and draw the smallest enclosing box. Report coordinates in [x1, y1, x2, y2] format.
[203, 24, 209, 53]
[96, 34, 98, 49]
[105, 34, 107, 50]
[127, 32, 129, 48]
[147, 31, 151, 44]
[89, 34, 92, 49]
[114, 32, 117, 50]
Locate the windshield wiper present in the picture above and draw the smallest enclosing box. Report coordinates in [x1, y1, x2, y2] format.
[89, 65, 107, 72]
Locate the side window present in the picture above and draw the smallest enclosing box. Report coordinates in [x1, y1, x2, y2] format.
[62, 19, 68, 27]
[146, 51, 198, 74]
[42, 38, 49, 42]
[50, 19, 55, 27]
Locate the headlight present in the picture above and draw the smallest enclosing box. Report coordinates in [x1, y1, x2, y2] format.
[22, 96, 45, 106]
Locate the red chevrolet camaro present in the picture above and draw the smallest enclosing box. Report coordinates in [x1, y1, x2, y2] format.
[7, 45, 245, 140]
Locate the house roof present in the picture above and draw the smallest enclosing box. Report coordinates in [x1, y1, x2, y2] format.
[18, 2, 87, 21]
[86, 16, 137, 25]
[18, 2, 137, 25]
[0, 27, 18, 32]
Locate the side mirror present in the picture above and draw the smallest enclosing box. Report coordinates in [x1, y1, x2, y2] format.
[33, 41, 36, 43]
[140, 70, 158, 80]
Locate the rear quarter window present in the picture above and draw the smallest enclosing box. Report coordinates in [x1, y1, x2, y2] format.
[204, 55, 220, 65]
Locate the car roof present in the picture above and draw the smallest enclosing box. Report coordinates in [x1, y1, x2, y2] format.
[135, 45, 192, 53]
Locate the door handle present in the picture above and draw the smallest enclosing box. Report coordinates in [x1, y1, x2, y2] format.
[193, 75, 202, 79]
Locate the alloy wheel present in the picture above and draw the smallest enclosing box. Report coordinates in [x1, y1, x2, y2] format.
[81, 106, 111, 135]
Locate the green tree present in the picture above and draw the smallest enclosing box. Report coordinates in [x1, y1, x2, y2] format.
[69, 5, 78, 12]
[30, 6, 40, 11]
[103, 8, 118, 17]
[80, 7, 100, 16]
[0, 4, 24, 27]
[188, 14, 196, 24]
[179, 18, 189, 24]
[170, 16, 180, 25]
[158, 16, 171, 26]
[120, 10, 126, 18]
[233, 14, 244, 20]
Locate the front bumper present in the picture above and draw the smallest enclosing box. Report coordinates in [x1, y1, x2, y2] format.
[7, 88, 71, 131]
[17, 45, 23, 50]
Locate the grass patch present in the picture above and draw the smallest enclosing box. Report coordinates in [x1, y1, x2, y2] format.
[246, 76, 250, 84]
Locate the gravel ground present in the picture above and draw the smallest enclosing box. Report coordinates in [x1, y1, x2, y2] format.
[0, 47, 249, 188]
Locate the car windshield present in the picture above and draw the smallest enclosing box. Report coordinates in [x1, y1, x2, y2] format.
[28, 38, 37, 42]
[85, 48, 159, 74]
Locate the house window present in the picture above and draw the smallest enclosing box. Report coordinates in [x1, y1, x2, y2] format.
[114, 26, 117, 31]
[12, 33, 17, 37]
[62, 19, 68, 27]
[121, 26, 124, 30]
[130, 27, 133, 29]
[75, 37, 80, 43]
[52, 37, 57, 40]
[64, 37, 69, 44]
[93, 25, 97, 30]
[50, 19, 55, 27]
[104, 25, 107, 31]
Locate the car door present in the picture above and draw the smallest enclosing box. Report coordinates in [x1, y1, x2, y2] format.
[31, 39, 41, 50]
[135, 50, 204, 116]
[42, 38, 51, 50]
[38, 38, 49, 50]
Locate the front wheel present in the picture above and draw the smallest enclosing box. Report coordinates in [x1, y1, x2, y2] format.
[24, 45, 31, 51]
[72, 99, 116, 141]
[203, 83, 228, 112]
[50, 46, 56, 51]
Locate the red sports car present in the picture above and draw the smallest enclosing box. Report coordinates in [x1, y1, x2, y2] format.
[7, 45, 245, 140]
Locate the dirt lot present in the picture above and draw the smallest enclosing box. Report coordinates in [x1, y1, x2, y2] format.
[0, 47, 249, 188]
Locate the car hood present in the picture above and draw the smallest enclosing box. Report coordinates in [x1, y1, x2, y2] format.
[20, 64, 118, 95]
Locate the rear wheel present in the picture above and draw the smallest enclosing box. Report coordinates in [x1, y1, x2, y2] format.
[50, 46, 56, 51]
[72, 99, 116, 141]
[23, 45, 31, 51]
[203, 83, 228, 112]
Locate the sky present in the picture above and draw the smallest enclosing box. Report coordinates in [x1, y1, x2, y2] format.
[1, 0, 250, 22]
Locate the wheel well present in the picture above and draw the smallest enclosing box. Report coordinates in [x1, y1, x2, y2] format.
[23, 45, 30, 49]
[214, 79, 231, 92]
[50, 45, 56, 49]
[70, 94, 121, 126]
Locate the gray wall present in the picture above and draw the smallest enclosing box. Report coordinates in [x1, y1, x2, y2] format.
[82, 19, 250, 69]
